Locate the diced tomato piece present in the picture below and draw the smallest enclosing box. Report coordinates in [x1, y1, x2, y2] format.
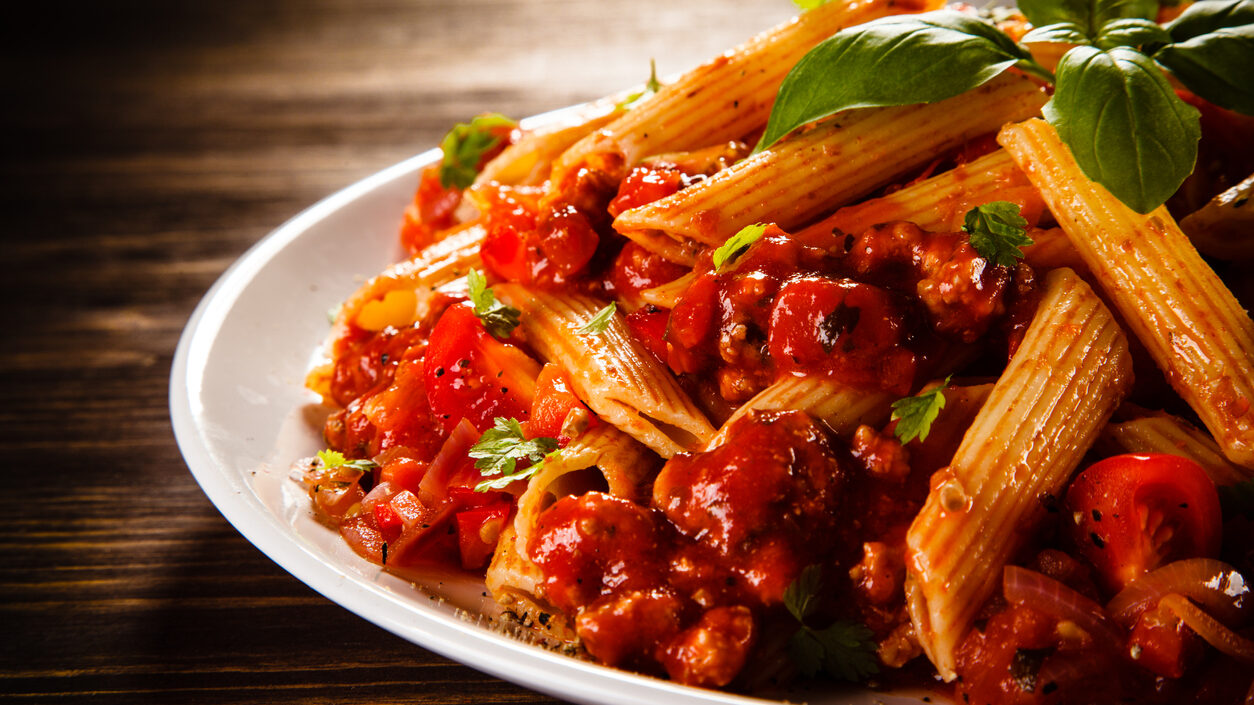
[455, 502, 511, 570]
[608, 163, 684, 217]
[624, 306, 670, 364]
[400, 166, 463, 255]
[609, 241, 688, 306]
[373, 501, 403, 536]
[423, 303, 540, 435]
[528, 363, 596, 441]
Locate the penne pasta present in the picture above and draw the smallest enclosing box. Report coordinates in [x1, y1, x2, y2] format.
[549, 0, 941, 187]
[905, 267, 1133, 680]
[613, 73, 1047, 256]
[1100, 411, 1253, 487]
[999, 118, 1254, 468]
[493, 283, 716, 456]
[709, 375, 893, 448]
[793, 148, 1047, 240]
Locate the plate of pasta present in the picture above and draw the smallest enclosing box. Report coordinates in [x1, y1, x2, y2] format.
[172, 1, 1254, 704]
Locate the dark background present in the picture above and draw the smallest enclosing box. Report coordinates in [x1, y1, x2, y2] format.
[1, 1, 793, 702]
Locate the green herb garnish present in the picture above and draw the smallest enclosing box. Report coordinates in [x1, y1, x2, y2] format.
[469, 417, 559, 492]
[712, 223, 767, 272]
[963, 201, 1034, 266]
[784, 565, 880, 682]
[890, 376, 952, 444]
[316, 449, 378, 474]
[467, 268, 522, 340]
[438, 113, 517, 189]
[757, 1, 1254, 214]
[577, 302, 617, 335]
[617, 59, 663, 111]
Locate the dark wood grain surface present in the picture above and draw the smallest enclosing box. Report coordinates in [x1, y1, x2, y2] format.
[1, 2, 795, 702]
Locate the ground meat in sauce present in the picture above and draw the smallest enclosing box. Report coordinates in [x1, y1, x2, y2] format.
[665, 221, 1028, 402]
[527, 410, 851, 686]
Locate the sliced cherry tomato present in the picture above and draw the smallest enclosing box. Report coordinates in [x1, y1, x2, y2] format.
[609, 241, 687, 307]
[1065, 453, 1222, 594]
[423, 303, 541, 436]
[527, 363, 596, 441]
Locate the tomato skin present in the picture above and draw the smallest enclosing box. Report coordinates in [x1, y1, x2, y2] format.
[1065, 453, 1222, 594]
[609, 241, 687, 306]
[624, 306, 670, 364]
[527, 363, 596, 441]
[422, 303, 540, 435]
[455, 502, 511, 570]
[400, 166, 462, 255]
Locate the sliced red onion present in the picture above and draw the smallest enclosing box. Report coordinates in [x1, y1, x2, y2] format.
[1159, 593, 1254, 664]
[1003, 565, 1124, 652]
[1107, 558, 1249, 627]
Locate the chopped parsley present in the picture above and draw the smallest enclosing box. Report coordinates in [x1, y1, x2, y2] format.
[784, 565, 879, 682]
[577, 302, 617, 335]
[962, 201, 1034, 267]
[891, 376, 952, 444]
[316, 449, 378, 474]
[712, 223, 767, 272]
[438, 113, 517, 189]
[469, 417, 559, 492]
[467, 268, 522, 340]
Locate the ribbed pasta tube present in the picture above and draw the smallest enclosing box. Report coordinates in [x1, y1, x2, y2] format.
[999, 118, 1254, 468]
[494, 283, 715, 456]
[793, 148, 1046, 240]
[614, 73, 1047, 255]
[905, 267, 1133, 680]
[549, 0, 938, 187]
[708, 376, 893, 449]
[486, 423, 658, 644]
[1100, 412, 1253, 487]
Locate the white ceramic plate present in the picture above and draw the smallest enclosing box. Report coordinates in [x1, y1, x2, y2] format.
[169, 105, 944, 705]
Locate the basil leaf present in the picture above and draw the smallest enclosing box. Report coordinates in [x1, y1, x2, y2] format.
[1018, 0, 1158, 37]
[755, 11, 1040, 152]
[1022, 22, 1093, 45]
[1096, 18, 1174, 48]
[1156, 25, 1254, 114]
[1165, 0, 1254, 41]
[1029, 0, 1159, 35]
[1044, 46, 1201, 213]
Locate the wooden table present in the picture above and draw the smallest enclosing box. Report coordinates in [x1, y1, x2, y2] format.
[2, 1, 794, 702]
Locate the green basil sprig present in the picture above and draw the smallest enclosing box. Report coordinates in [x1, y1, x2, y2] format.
[757, 1, 1254, 215]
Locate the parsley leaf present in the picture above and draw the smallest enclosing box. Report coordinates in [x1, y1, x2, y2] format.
[577, 302, 617, 335]
[469, 417, 559, 492]
[789, 621, 880, 681]
[783, 566, 879, 682]
[617, 59, 662, 111]
[712, 223, 767, 271]
[316, 449, 378, 474]
[891, 376, 952, 444]
[467, 268, 522, 340]
[962, 201, 1034, 266]
[438, 113, 517, 189]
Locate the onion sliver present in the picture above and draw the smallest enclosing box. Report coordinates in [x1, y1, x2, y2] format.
[1003, 565, 1123, 651]
[1107, 558, 1249, 627]
[1159, 593, 1254, 664]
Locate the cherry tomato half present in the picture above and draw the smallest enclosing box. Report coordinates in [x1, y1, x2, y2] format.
[1065, 453, 1222, 594]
